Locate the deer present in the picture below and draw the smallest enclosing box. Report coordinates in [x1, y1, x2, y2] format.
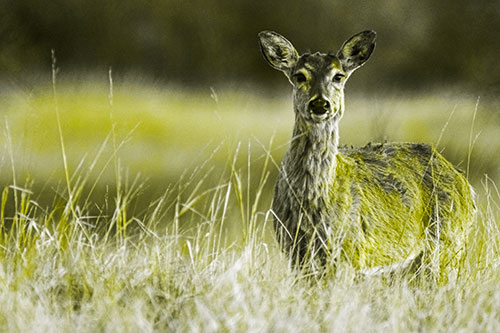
[258, 30, 476, 277]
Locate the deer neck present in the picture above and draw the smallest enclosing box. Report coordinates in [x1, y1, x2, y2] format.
[283, 115, 339, 209]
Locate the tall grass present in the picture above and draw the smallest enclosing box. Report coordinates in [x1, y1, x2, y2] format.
[1, 139, 500, 331]
[0, 73, 500, 331]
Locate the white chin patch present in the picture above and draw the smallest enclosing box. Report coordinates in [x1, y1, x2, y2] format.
[310, 111, 329, 122]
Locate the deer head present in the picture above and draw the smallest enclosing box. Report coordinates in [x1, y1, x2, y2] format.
[258, 30, 376, 125]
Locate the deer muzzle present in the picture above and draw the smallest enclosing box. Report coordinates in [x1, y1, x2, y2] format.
[308, 97, 331, 116]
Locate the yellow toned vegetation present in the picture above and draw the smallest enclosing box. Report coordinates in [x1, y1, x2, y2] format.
[0, 76, 500, 331]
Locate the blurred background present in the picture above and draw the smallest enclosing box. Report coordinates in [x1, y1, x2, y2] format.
[0, 0, 499, 226]
[2, 0, 500, 94]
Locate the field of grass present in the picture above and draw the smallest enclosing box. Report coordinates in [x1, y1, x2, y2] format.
[1, 74, 500, 331]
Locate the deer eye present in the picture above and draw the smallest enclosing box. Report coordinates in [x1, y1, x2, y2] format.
[332, 73, 345, 83]
[293, 73, 307, 83]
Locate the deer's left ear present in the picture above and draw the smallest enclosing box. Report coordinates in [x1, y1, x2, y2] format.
[337, 30, 376, 74]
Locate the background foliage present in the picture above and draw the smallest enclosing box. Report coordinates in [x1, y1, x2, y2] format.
[2, 0, 500, 94]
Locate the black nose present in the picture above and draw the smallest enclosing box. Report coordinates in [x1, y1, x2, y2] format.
[308, 98, 330, 115]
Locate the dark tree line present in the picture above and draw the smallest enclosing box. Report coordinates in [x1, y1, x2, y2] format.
[1, 0, 499, 93]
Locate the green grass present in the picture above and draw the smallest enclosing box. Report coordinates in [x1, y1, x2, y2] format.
[1, 76, 500, 331]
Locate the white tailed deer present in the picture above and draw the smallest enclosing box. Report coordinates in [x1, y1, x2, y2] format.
[258, 30, 475, 276]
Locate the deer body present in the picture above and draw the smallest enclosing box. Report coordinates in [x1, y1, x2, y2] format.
[259, 30, 475, 272]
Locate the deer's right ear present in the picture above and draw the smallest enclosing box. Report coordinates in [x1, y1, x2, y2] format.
[258, 31, 298, 75]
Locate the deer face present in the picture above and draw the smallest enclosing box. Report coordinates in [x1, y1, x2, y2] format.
[290, 53, 346, 123]
[258, 30, 376, 124]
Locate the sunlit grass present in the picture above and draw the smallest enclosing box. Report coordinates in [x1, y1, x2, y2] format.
[1, 76, 500, 331]
[1, 79, 292, 183]
[1, 141, 500, 331]
[2, 80, 499, 188]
